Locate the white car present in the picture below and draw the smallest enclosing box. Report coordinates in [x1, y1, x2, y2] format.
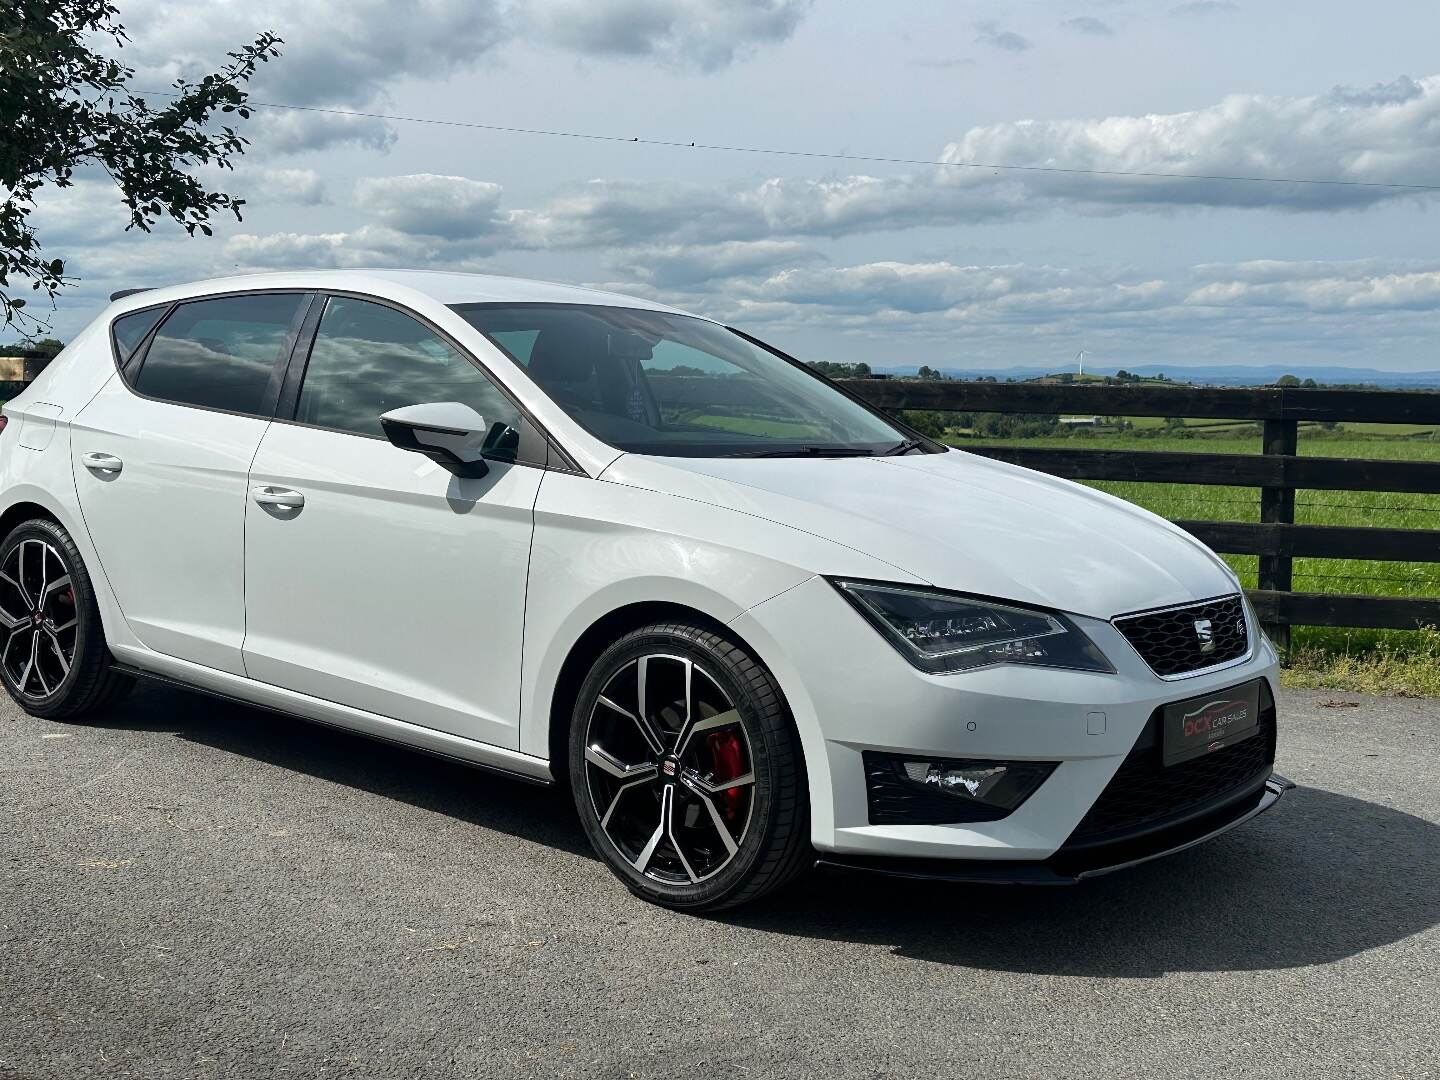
[0, 270, 1289, 909]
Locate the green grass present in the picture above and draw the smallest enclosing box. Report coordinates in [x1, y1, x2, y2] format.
[946, 426, 1440, 686]
[1284, 627, 1440, 697]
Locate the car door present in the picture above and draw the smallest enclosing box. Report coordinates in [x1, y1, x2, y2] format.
[242, 295, 546, 750]
[70, 292, 312, 675]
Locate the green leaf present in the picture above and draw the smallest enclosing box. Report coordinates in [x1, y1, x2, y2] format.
[3, 7, 279, 311]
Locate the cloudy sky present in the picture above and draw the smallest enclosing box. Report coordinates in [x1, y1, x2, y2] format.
[21, 0, 1440, 371]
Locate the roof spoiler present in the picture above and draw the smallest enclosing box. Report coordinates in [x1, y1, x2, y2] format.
[109, 288, 152, 302]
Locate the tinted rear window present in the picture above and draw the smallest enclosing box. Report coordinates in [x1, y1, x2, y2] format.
[111, 307, 166, 364]
[135, 294, 306, 415]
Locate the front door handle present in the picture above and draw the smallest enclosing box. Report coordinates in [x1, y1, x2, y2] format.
[251, 485, 305, 510]
[81, 452, 123, 475]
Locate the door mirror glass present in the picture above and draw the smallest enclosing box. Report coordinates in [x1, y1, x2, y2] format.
[379, 401, 492, 478]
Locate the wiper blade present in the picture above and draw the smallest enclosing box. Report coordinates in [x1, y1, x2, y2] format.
[885, 438, 926, 456]
[724, 445, 876, 458]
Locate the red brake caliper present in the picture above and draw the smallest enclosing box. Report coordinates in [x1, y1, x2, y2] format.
[706, 730, 747, 823]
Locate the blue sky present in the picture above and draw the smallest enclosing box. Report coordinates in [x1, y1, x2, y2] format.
[21, 0, 1440, 372]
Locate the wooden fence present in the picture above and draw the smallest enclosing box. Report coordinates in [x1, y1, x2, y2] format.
[837, 379, 1440, 647]
[0, 350, 52, 398]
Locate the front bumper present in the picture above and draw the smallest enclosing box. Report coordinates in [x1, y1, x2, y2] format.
[817, 774, 1294, 884]
[731, 575, 1284, 861]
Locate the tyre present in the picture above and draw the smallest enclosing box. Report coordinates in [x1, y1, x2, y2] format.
[0, 518, 133, 719]
[569, 620, 811, 911]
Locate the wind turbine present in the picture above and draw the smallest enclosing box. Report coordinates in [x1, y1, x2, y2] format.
[1074, 350, 1088, 377]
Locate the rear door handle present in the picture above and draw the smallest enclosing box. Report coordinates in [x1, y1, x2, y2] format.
[82, 452, 123, 475]
[251, 485, 305, 510]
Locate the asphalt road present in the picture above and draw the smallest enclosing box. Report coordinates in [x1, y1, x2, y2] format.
[2, 682, 1437, 1080]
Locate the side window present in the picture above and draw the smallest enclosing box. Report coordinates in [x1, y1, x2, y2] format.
[295, 297, 525, 459]
[488, 329, 539, 366]
[111, 306, 166, 366]
[134, 294, 306, 415]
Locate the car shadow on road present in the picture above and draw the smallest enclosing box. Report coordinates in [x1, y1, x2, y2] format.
[102, 682, 593, 859]
[100, 684, 1437, 977]
[733, 784, 1440, 977]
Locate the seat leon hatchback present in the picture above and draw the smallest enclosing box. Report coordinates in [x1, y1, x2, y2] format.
[0, 270, 1289, 910]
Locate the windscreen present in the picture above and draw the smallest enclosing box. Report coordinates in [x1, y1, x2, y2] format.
[451, 303, 910, 457]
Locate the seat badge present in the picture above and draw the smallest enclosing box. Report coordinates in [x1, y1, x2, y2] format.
[1194, 618, 1215, 654]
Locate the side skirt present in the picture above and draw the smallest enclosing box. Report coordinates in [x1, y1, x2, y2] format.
[108, 645, 554, 786]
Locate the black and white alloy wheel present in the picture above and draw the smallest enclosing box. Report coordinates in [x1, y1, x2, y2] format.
[0, 536, 77, 700]
[570, 621, 811, 911]
[584, 653, 755, 885]
[0, 519, 132, 719]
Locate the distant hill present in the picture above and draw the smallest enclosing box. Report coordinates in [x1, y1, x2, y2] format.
[877, 363, 1440, 390]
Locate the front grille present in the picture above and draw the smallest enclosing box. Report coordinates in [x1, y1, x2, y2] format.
[1065, 684, 1276, 846]
[1114, 595, 1248, 678]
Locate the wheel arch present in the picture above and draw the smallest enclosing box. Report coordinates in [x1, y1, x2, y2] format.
[0, 499, 62, 539]
[544, 600, 788, 786]
[0, 487, 139, 655]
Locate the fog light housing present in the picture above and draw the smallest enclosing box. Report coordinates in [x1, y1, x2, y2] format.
[864, 752, 1057, 825]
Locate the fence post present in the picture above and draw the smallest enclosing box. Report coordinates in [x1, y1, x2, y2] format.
[1258, 417, 1297, 652]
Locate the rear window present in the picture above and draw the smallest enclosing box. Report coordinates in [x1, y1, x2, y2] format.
[133, 294, 306, 415]
[111, 306, 167, 365]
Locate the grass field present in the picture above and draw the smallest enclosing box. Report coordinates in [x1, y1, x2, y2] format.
[947, 424, 1440, 694]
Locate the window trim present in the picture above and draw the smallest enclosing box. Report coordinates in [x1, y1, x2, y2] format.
[272, 289, 579, 474]
[112, 288, 318, 422]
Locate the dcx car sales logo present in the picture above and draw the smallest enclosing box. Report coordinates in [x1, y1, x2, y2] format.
[1181, 698, 1251, 741]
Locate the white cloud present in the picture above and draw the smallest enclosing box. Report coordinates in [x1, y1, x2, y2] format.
[1326, 76, 1425, 108]
[506, 172, 1023, 249]
[119, 1, 506, 109]
[252, 109, 398, 156]
[1061, 16, 1114, 37]
[720, 261, 1169, 320]
[252, 168, 328, 205]
[30, 66, 1440, 338]
[323, 74, 1440, 259]
[521, 0, 812, 71]
[714, 256, 1440, 321]
[354, 175, 506, 241]
[1186, 261, 1440, 312]
[1170, 2, 1239, 15]
[114, 0, 811, 156]
[610, 239, 822, 287]
[570, 256, 1413, 374]
[645, 256, 1440, 367]
[935, 74, 1440, 212]
[973, 20, 1031, 52]
[223, 225, 451, 269]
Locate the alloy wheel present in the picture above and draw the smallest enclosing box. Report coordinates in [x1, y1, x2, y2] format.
[583, 653, 756, 885]
[0, 538, 78, 700]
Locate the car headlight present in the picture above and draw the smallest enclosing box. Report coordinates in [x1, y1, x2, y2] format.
[831, 579, 1114, 675]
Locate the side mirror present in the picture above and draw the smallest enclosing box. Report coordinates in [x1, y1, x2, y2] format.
[379, 401, 491, 478]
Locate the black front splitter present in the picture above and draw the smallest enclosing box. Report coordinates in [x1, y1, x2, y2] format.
[815, 773, 1294, 886]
